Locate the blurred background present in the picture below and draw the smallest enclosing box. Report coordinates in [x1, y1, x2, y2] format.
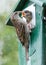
[0, 0, 20, 65]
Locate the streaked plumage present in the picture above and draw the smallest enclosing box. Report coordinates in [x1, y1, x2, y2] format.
[10, 11, 32, 61]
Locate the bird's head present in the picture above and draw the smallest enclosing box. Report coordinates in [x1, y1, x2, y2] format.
[22, 10, 32, 23]
[22, 10, 33, 32]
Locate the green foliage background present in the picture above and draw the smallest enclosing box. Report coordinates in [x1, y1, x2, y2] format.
[0, 13, 19, 65]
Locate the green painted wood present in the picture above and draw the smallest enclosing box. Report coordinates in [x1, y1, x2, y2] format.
[42, 4, 46, 65]
[31, 5, 42, 65]
[30, 1, 46, 65]
[18, 41, 26, 65]
[30, 0, 43, 6]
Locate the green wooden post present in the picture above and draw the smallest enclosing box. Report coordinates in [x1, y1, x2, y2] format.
[30, 0, 46, 65]
[18, 41, 26, 65]
[31, 5, 42, 65]
[42, 3, 46, 65]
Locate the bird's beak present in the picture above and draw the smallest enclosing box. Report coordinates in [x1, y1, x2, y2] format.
[22, 11, 26, 17]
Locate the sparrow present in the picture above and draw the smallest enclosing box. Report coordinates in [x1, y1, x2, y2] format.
[10, 11, 33, 62]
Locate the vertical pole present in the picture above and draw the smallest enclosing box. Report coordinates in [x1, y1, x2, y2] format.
[18, 41, 27, 65]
